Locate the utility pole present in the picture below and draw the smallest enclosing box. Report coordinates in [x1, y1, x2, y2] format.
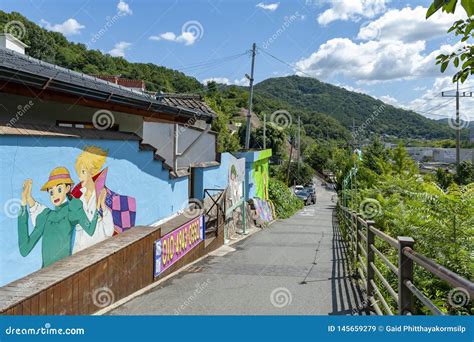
[286, 134, 293, 186]
[441, 80, 472, 166]
[263, 112, 266, 150]
[245, 43, 257, 150]
[297, 116, 301, 181]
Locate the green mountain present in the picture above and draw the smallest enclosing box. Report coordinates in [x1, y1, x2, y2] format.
[253, 76, 457, 140]
[0, 11, 461, 143]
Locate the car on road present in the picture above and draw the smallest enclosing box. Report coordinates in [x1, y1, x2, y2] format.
[295, 189, 315, 206]
[304, 186, 317, 204]
[293, 185, 304, 194]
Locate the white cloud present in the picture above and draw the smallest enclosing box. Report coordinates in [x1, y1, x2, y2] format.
[202, 77, 250, 86]
[256, 2, 280, 12]
[234, 77, 250, 86]
[378, 95, 406, 108]
[317, 0, 387, 25]
[295, 36, 464, 84]
[41, 18, 85, 35]
[149, 31, 198, 46]
[202, 77, 230, 85]
[117, 1, 133, 16]
[407, 77, 474, 120]
[357, 6, 465, 42]
[108, 41, 131, 57]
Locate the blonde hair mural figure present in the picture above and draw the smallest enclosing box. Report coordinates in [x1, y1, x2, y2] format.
[71, 146, 114, 253]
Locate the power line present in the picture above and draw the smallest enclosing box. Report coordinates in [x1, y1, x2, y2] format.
[175, 52, 248, 72]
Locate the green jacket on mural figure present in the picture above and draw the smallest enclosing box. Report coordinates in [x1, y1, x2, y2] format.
[18, 167, 106, 268]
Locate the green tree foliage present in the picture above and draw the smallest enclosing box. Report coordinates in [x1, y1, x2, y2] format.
[454, 160, 474, 185]
[268, 177, 304, 219]
[0, 11, 203, 93]
[427, 0, 474, 83]
[346, 142, 473, 314]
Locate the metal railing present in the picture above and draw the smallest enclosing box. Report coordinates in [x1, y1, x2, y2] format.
[203, 189, 226, 237]
[338, 203, 474, 315]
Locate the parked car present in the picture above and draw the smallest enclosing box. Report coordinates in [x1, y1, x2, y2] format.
[295, 190, 314, 206]
[294, 185, 304, 194]
[304, 186, 317, 204]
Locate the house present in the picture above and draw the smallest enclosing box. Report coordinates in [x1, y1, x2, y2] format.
[0, 34, 232, 285]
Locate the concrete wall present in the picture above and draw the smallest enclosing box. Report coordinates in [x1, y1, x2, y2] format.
[406, 147, 474, 163]
[142, 122, 217, 168]
[0, 135, 189, 286]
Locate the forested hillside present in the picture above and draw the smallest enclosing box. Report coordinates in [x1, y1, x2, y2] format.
[254, 76, 458, 140]
[0, 11, 203, 93]
[0, 10, 461, 144]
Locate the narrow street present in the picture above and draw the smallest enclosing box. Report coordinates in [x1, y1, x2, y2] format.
[109, 180, 364, 315]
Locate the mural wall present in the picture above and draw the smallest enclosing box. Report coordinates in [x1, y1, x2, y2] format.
[235, 149, 272, 200]
[0, 135, 189, 286]
[192, 153, 244, 200]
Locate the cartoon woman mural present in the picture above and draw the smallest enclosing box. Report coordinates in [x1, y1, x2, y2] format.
[71, 146, 137, 248]
[17, 167, 106, 268]
[71, 146, 114, 254]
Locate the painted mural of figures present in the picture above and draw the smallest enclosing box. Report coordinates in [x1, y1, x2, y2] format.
[229, 165, 240, 206]
[71, 146, 137, 242]
[71, 146, 114, 254]
[17, 167, 106, 268]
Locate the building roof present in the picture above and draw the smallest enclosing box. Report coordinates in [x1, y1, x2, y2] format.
[95, 75, 145, 90]
[0, 48, 215, 122]
[157, 93, 215, 117]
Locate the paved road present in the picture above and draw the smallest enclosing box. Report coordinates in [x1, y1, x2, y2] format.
[109, 179, 364, 315]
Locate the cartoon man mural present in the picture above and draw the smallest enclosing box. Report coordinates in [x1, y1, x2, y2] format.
[17, 167, 106, 268]
[71, 146, 114, 254]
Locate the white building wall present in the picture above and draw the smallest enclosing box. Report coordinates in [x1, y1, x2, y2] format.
[142, 121, 217, 168]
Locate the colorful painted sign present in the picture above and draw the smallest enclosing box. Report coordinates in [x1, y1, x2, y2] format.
[154, 215, 204, 277]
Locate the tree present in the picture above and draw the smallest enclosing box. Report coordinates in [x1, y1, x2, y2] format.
[427, 0, 474, 83]
[362, 136, 389, 174]
[454, 160, 474, 185]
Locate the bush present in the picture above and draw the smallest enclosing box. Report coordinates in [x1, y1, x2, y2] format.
[268, 178, 304, 219]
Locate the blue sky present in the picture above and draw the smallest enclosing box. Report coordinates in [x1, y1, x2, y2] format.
[1, 0, 473, 121]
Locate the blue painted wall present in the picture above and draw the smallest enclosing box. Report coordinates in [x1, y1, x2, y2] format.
[0, 135, 189, 286]
[192, 153, 239, 200]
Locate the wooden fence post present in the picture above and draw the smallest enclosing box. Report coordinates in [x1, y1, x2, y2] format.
[366, 220, 375, 297]
[398, 236, 415, 315]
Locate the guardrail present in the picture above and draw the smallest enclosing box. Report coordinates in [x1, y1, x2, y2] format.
[337, 203, 474, 315]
